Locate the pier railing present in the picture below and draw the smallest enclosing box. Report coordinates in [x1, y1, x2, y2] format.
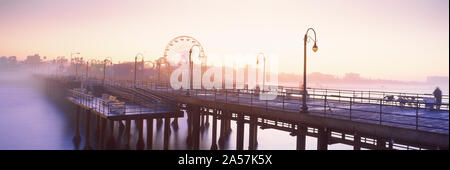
[69, 88, 162, 116]
[87, 79, 449, 133]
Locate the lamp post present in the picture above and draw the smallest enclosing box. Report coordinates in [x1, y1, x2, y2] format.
[134, 53, 144, 88]
[144, 60, 156, 82]
[85, 59, 98, 89]
[83, 60, 89, 89]
[86, 60, 89, 83]
[103, 57, 113, 85]
[73, 57, 83, 80]
[156, 57, 170, 87]
[301, 28, 318, 113]
[188, 45, 202, 96]
[256, 53, 266, 92]
[71, 52, 80, 76]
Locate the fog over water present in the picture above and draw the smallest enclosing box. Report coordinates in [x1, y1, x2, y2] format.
[0, 70, 75, 149]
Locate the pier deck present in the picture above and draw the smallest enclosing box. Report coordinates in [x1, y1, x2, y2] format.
[129, 82, 449, 135]
[67, 90, 182, 120]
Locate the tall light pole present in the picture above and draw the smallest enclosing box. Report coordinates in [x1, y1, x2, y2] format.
[257, 53, 266, 92]
[188, 45, 202, 96]
[103, 57, 112, 85]
[156, 57, 169, 86]
[71, 52, 80, 76]
[73, 57, 83, 80]
[301, 28, 318, 113]
[134, 53, 144, 88]
[144, 60, 156, 82]
[83, 60, 89, 89]
[85, 59, 97, 88]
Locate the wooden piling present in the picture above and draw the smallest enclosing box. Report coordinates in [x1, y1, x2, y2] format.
[317, 127, 329, 150]
[146, 118, 153, 150]
[136, 119, 145, 150]
[248, 115, 258, 150]
[192, 106, 201, 150]
[211, 110, 218, 150]
[236, 113, 244, 150]
[164, 117, 171, 150]
[124, 119, 131, 149]
[83, 110, 91, 150]
[296, 123, 306, 150]
[72, 106, 81, 144]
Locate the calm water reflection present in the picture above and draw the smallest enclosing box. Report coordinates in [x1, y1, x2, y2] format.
[0, 72, 74, 149]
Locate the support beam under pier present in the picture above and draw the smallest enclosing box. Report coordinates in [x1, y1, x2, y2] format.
[106, 119, 115, 149]
[296, 123, 306, 150]
[317, 127, 329, 150]
[125, 119, 131, 150]
[83, 110, 92, 150]
[164, 118, 171, 150]
[248, 115, 258, 150]
[72, 106, 81, 147]
[192, 106, 201, 150]
[147, 119, 153, 150]
[211, 110, 218, 150]
[136, 119, 145, 150]
[236, 113, 244, 150]
[100, 117, 107, 150]
[353, 133, 361, 150]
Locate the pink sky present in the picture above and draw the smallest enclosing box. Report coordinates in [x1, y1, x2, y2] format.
[0, 0, 448, 81]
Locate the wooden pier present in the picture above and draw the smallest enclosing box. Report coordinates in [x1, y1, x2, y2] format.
[46, 76, 449, 150]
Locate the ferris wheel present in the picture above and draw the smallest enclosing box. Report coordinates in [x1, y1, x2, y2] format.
[163, 36, 206, 66]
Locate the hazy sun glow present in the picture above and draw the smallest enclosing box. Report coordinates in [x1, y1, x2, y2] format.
[0, 0, 448, 81]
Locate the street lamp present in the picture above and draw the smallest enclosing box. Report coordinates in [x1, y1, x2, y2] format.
[84, 59, 99, 87]
[103, 57, 113, 85]
[143, 60, 156, 82]
[134, 53, 144, 88]
[188, 45, 202, 96]
[301, 28, 318, 113]
[256, 53, 266, 92]
[156, 57, 170, 86]
[73, 57, 83, 80]
[71, 52, 80, 76]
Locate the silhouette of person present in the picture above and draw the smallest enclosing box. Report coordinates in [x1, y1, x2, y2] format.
[433, 87, 442, 110]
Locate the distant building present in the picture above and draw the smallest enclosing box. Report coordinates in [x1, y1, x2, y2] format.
[343, 73, 360, 80]
[26, 54, 41, 65]
[0, 56, 6, 64]
[112, 62, 134, 80]
[8, 56, 17, 65]
[308, 72, 338, 83]
[427, 76, 449, 85]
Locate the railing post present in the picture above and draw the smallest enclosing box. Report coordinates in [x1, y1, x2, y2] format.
[237, 89, 240, 104]
[251, 89, 253, 106]
[339, 90, 341, 102]
[379, 99, 382, 124]
[350, 97, 352, 120]
[225, 90, 228, 103]
[324, 95, 327, 113]
[416, 100, 419, 130]
[282, 93, 285, 111]
[313, 89, 315, 100]
[265, 96, 268, 111]
[361, 91, 363, 103]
